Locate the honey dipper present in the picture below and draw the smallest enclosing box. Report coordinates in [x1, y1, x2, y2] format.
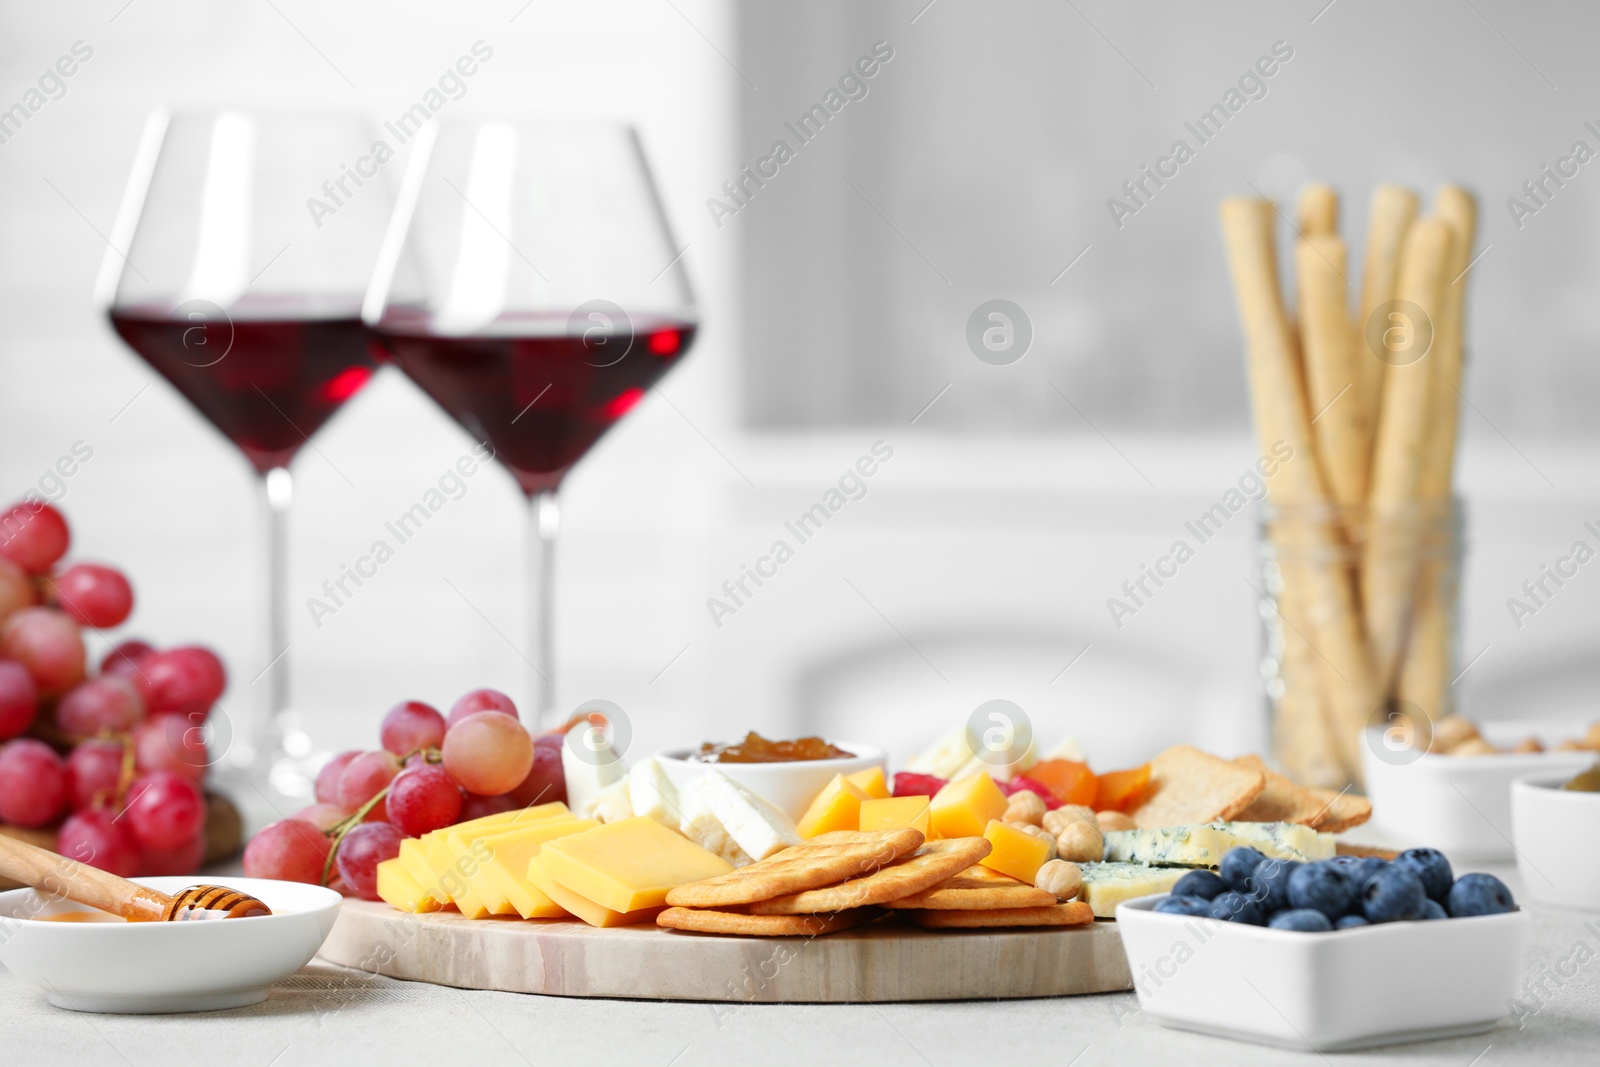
[0, 832, 270, 921]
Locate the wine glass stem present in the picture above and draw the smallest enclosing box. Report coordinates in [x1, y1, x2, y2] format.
[261, 466, 293, 761]
[530, 490, 559, 729]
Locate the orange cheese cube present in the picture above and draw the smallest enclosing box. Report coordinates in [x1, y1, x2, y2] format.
[796, 774, 871, 838]
[540, 816, 734, 914]
[377, 858, 443, 913]
[845, 766, 891, 800]
[858, 795, 932, 837]
[929, 772, 1008, 840]
[980, 819, 1052, 884]
[476, 818, 598, 919]
[527, 854, 663, 928]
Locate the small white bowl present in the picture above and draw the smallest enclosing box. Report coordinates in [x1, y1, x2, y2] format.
[1116, 895, 1530, 1052]
[1362, 724, 1594, 860]
[1512, 772, 1600, 909]
[0, 876, 342, 1014]
[654, 741, 885, 820]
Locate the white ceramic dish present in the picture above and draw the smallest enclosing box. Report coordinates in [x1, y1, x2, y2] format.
[1362, 723, 1594, 860]
[1512, 772, 1600, 909]
[1116, 895, 1530, 1052]
[654, 741, 885, 820]
[0, 876, 341, 1014]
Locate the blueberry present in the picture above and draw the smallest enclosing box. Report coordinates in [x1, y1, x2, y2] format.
[1153, 895, 1214, 918]
[1394, 848, 1454, 902]
[1419, 899, 1448, 920]
[1209, 890, 1266, 925]
[1220, 847, 1268, 891]
[1288, 861, 1359, 920]
[1361, 864, 1427, 922]
[1245, 857, 1301, 913]
[1171, 870, 1228, 901]
[1268, 908, 1333, 932]
[1335, 914, 1369, 930]
[1446, 873, 1516, 917]
[1331, 855, 1388, 886]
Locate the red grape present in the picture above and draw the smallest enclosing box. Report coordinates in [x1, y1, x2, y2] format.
[58, 807, 139, 876]
[335, 821, 404, 900]
[0, 558, 35, 623]
[336, 750, 400, 818]
[0, 738, 68, 826]
[0, 606, 86, 694]
[509, 735, 566, 806]
[243, 818, 331, 884]
[137, 833, 205, 877]
[447, 688, 518, 727]
[291, 802, 348, 831]
[131, 714, 208, 778]
[48, 563, 134, 629]
[386, 764, 463, 836]
[123, 771, 205, 850]
[136, 645, 225, 716]
[442, 712, 533, 796]
[0, 502, 69, 574]
[458, 792, 517, 821]
[100, 638, 155, 679]
[379, 700, 446, 755]
[56, 676, 146, 738]
[0, 658, 38, 740]
[891, 771, 948, 798]
[315, 750, 360, 805]
[66, 738, 127, 809]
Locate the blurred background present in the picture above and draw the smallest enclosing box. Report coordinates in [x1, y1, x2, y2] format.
[3, 0, 1597, 781]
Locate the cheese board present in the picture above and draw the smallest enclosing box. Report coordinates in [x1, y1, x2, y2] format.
[318, 901, 1134, 1002]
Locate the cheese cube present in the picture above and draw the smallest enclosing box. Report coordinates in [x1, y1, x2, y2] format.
[929, 773, 1008, 840]
[540, 816, 734, 914]
[527, 854, 664, 928]
[980, 819, 1052, 884]
[796, 774, 870, 838]
[859, 795, 932, 837]
[475, 818, 599, 919]
[628, 756, 681, 828]
[846, 766, 891, 800]
[377, 858, 442, 913]
[678, 770, 800, 865]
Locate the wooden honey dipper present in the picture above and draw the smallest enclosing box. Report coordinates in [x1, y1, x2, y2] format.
[0, 832, 270, 921]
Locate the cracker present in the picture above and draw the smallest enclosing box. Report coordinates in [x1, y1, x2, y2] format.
[656, 906, 880, 937]
[664, 829, 924, 908]
[1314, 792, 1374, 834]
[1232, 754, 1327, 825]
[747, 838, 991, 915]
[883, 876, 1056, 910]
[1130, 745, 1265, 829]
[902, 902, 1094, 928]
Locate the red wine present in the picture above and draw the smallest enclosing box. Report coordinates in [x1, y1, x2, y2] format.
[110, 304, 379, 473]
[372, 311, 696, 495]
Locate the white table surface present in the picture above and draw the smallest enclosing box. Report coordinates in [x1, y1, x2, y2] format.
[5, 862, 1598, 1066]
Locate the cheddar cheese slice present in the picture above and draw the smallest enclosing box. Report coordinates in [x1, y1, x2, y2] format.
[475, 817, 599, 919]
[377, 858, 443, 913]
[527, 854, 663, 928]
[540, 816, 734, 914]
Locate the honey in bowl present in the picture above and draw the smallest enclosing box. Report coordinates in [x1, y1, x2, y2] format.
[693, 732, 854, 763]
[40, 910, 124, 923]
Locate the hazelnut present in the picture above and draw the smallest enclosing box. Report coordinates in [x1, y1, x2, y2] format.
[1430, 715, 1479, 753]
[1042, 805, 1095, 837]
[1511, 736, 1544, 754]
[1095, 810, 1136, 832]
[1450, 737, 1499, 756]
[1003, 791, 1047, 826]
[1584, 722, 1600, 749]
[1034, 859, 1082, 901]
[1055, 819, 1105, 863]
[1009, 821, 1058, 860]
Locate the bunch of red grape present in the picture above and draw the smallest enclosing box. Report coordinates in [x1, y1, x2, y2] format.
[244, 690, 566, 899]
[0, 499, 226, 877]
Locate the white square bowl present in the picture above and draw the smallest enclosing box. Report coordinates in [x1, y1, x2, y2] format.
[1512, 772, 1600, 909]
[1116, 895, 1530, 1052]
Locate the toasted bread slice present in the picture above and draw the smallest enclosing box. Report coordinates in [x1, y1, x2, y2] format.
[1308, 787, 1373, 833]
[1129, 745, 1265, 829]
[1232, 754, 1327, 825]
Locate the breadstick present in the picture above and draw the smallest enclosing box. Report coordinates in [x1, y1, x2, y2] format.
[1220, 197, 1380, 780]
[1353, 185, 1420, 471]
[1297, 183, 1339, 237]
[1362, 219, 1454, 692]
[1274, 571, 1351, 788]
[1296, 236, 1365, 510]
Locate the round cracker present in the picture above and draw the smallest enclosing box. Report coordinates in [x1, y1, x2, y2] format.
[665, 829, 924, 908]
[903, 901, 1095, 928]
[656, 906, 880, 937]
[747, 837, 991, 915]
[883, 880, 1057, 910]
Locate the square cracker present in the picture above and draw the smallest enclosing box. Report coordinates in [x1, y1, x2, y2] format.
[657, 906, 880, 937]
[1129, 745, 1265, 829]
[1309, 788, 1373, 833]
[902, 902, 1094, 928]
[1232, 754, 1327, 825]
[747, 837, 991, 915]
[664, 829, 924, 908]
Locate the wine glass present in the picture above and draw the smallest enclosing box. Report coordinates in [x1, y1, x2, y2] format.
[365, 121, 697, 726]
[100, 110, 391, 794]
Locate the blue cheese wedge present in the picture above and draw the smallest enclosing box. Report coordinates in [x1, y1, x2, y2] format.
[1101, 821, 1334, 867]
[1077, 862, 1187, 918]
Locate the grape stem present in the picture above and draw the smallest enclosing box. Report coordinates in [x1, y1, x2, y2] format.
[317, 746, 441, 886]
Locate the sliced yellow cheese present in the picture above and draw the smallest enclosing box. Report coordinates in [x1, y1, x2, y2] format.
[845, 766, 891, 800]
[929, 773, 1008, 840]
[796, 774, 870, 838]
[859, 795, 932, 837]
[981, 819, 1052, 884]
[475, 817, 599, 919]
[396, 838, 448, 911]
[527, 854, 663, 928]
[540, 816, 734, 914]
[377, 858, 443, 913]
[424, 802, 571, 917]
